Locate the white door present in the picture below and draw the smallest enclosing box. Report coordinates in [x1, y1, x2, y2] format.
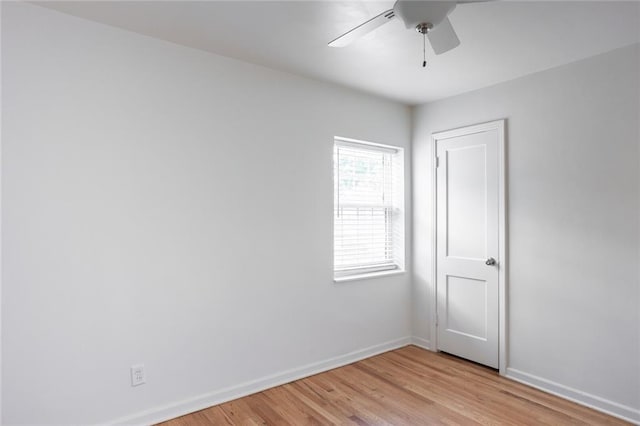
[435, 120, 505, 369]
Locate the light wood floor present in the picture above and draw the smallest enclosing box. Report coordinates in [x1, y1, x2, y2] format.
[160, 345, 629, 425]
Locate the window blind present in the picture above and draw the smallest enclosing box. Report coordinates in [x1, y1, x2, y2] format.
[334, 140, 403, 277]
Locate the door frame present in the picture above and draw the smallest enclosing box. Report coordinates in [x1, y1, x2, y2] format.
[429, 119, 508, 375]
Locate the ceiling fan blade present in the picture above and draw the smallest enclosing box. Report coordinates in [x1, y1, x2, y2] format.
[328, 9, 395, 47]
[427, 17, 460, 55]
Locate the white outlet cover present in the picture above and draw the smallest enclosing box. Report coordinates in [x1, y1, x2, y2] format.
[130, 364, 146, 387]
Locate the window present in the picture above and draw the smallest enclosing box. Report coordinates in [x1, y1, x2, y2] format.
[333, 138, 404, 280]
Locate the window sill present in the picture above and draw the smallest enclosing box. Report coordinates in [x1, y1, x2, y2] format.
[333, 269, 406, 283]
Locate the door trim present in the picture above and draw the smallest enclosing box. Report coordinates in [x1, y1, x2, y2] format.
[429, 119, 507, 375]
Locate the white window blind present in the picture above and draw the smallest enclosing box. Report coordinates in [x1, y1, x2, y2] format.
[333, 139, 404, 278]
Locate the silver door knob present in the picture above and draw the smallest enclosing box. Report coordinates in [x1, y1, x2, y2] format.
[485, 257, 497, 266]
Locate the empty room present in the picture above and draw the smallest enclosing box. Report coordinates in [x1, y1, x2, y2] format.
[1, 0, 639, 424]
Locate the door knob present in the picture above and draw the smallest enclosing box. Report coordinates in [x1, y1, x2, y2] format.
[485, 257, 497, 266]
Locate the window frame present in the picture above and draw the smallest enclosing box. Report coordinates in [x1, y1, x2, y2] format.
[333, 137, 405, 282]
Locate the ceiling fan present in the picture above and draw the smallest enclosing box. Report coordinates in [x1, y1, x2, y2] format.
[328, 1, 484, 66]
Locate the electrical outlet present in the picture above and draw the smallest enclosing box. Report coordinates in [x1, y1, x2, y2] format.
[131, 364, 146, 387]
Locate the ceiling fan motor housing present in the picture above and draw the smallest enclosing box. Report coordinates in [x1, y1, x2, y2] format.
[393, 0, 457, 29]
[416, 23, 433, 34]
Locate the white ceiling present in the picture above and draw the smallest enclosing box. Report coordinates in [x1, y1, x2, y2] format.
[36, 1, 640, 105]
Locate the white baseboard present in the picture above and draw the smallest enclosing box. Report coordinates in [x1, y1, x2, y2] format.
[506, 368, 640, 425]
[108, 336, 412, 425]
[410, 336, 432, 351]
[107, 340, 639, 425]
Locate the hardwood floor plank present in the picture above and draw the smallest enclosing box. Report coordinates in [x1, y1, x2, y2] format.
[201, 407, 234, 425]
[366, 351, 553, 425]
[218, 398, 268, 425]
[158, 346, 631, 426]
[353, 359, 515, 426]
[318, 368, 436, 425]
[389, 348, 622, 425]
[381, 350, 587, 425]
[258, 386, 332, 425]
[284, 380, 359, 424]
[306, 370, 398, 425]
[330, 364, 476, 425]
[416, 348, 621, 425]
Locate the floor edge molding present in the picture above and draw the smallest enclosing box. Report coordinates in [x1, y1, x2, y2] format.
[506, 367, 640, 424]
[410, 336, 432, 351]
[108, 336, 412, 425]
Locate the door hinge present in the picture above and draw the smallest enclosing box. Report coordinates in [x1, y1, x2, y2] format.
[435, 156, 440, 168]
[435, 314, 439, 327]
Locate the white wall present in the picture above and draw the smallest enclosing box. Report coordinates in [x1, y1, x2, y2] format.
[413, 44, 640, 420]
[0, 2, 3, 423]
[4, 1, 639, 424]
[1, 3, 412, 424]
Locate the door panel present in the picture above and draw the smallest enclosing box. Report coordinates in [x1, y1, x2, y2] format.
[446, 143, 487, 259]
[446, 276, 487, 340]
[436, 124, 502, 369]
